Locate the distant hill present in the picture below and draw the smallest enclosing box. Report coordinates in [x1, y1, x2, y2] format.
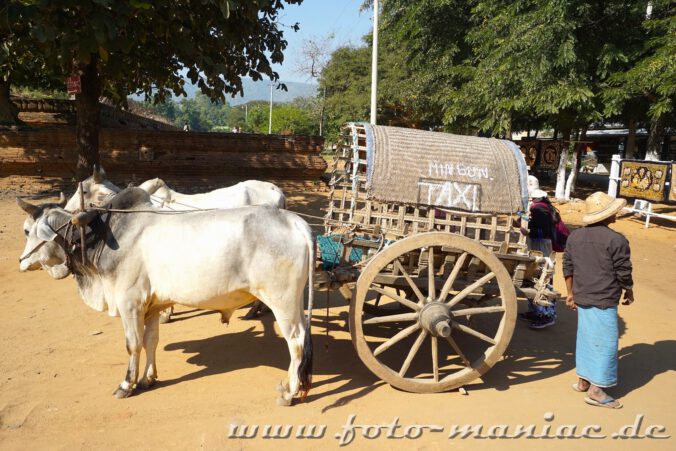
[182, 78, 318, 105]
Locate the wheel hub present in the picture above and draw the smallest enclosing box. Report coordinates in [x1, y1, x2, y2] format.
[419, 302, 451, 337]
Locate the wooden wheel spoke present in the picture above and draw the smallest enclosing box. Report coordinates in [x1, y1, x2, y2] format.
[363, 312, 418, 325]
[373, 323, 420, 357]
[394, 260, 426, 303]
[398, 329, 427, 377]
[371, 285, 420, 312]
[451, 305, 505, 317]
[446, 272, 495, 308]
[431, 336, 439, 382]
[438, 252, 468, 303]
[444, 335, 470, 366]
[451, 321, 497, 345]
[428, 247, 435, 301]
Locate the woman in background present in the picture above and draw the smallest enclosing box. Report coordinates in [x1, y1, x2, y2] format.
[521, 177, 557, 329]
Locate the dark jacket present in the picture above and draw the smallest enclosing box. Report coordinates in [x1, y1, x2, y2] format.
[529, 201, 555, 240]
[562, 224, 633, 308]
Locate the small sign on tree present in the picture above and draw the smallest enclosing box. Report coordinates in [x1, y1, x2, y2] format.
[66, 75, 81, 95]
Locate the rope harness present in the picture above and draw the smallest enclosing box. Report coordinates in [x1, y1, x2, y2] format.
[19, 219, 94, 274]
[18, 221, 70, 262]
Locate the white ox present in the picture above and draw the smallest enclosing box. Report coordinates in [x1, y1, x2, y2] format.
[17, 188, 314, 405]
[68, 169, 286, 321]
[138, 178, 286, 210]
[138, 177, 287, 321]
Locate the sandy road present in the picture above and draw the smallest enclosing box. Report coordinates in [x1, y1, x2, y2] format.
[0, 186, 674, 450]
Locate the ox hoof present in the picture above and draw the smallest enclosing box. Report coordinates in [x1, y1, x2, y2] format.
[276, 396, 293, 407]
[113, 386, 134, 399]
[138, 377, 157, 390]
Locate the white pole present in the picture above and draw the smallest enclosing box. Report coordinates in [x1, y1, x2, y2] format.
[370, 0, 379, 125]
[268, 82, 273, 134]
[608, 154, 621, 197]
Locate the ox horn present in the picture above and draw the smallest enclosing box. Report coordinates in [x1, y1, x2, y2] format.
[16, 197, 39, 215]
[71, 210, 98, 227]
[92, 165, 106, 183]
[57, 192, 67, 208]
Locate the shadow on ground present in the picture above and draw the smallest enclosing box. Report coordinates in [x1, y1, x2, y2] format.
[147, 296, 614, 410]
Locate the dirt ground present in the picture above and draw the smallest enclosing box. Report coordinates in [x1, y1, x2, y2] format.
[0, 176, 674, 451]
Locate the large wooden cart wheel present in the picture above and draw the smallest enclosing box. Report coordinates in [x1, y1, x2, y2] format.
[350, 232, 517, 393]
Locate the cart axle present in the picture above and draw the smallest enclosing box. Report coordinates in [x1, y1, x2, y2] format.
[420, 302, 452, 337]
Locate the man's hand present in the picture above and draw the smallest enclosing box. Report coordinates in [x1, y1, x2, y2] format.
[622, 288, 635, 306]
[566, 293, 576, 311]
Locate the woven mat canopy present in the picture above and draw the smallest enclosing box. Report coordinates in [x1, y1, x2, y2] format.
[353, 123, 529, 214]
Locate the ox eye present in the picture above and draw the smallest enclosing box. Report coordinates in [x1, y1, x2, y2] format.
[24, 229, 29, 236]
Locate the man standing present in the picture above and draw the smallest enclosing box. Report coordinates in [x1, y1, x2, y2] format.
[563, 192, 634, 409]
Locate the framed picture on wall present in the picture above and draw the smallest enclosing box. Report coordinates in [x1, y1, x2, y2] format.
[538, 141, 560, 170]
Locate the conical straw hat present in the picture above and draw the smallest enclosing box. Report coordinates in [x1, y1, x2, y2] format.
[582, 192, 627, 225]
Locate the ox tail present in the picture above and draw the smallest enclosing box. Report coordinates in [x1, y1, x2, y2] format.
[297, 219, 314, 401]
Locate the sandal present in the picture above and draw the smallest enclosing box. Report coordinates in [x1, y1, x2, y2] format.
[584, 396, 623, 409]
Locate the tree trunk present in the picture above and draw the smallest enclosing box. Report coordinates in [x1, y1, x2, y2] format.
[0, 79, 21, 125]
[554, 126, 572, 200]
[564, 127, 585, 199]
[319, 86, 326, 136]
[75, 59, 102, 181]
[645, 115, 664, 161]
[625, 117, 637, 158]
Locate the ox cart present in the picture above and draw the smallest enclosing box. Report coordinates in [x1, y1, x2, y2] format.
[313, 123, 559, 393]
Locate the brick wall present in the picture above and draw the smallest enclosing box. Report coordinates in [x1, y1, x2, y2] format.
[0, 128, 327, 191]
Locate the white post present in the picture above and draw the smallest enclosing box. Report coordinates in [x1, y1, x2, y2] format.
[268, 82, 273, 134]
[370, 0, 379, 125]
[608, 154, 621, 198]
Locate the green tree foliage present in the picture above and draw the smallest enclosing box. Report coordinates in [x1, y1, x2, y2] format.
[378, 0, 474, 131]
[319, 36, 419, 141]
[602, 0, 675, 158]
[0, 0, 302, 177]
[140, 95, 318, 135]
[604, 1, 675, 120]
[247, 102, 318, 135]
[326, 0, 672, 147]
[451, 0, 649, 136]
[320, 45, 371, 141]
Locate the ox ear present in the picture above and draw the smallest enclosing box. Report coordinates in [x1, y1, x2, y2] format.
[16, 197, 39, 216]
[93, 165, 107, 183]
[57, 192, 67, 208]
[36, 216, 58, 242]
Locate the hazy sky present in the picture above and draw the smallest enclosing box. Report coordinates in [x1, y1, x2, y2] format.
[272, 0, 374, 83]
